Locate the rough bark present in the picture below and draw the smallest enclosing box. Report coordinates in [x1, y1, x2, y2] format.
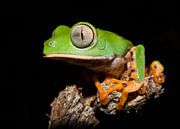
[48, 76, 164, 129]
[48, 85, 100, 129]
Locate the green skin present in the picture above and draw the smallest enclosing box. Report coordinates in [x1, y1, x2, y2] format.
[43, 22, 145, 81]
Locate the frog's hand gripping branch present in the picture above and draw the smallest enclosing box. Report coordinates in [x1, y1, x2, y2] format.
[93, 45, 145, 111]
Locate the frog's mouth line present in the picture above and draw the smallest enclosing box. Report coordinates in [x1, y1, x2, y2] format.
[44, 53, 115, 68]
[44, 54, 114, 60]
[44, 54, 125, 74]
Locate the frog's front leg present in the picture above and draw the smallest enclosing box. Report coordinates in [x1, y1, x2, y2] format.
[117, 45, 146, 110]
[92, 75, 110, 105]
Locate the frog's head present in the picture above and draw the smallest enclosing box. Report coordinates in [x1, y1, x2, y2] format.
[43, 22, 132, 68]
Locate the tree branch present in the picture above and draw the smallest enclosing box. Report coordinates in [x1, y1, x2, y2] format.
[48, 75, 164, 129]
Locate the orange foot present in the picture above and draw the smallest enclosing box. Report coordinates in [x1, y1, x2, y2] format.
[92, 76, 144, 111]
[149, 60, 165, 84]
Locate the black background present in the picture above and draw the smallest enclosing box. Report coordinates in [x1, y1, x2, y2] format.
[2, 0, 180, 129]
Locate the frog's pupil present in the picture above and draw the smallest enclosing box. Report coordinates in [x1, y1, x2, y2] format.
[81, 29, 84, 40]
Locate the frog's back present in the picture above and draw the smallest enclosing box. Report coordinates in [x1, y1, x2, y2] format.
[97, 28, 133, 56]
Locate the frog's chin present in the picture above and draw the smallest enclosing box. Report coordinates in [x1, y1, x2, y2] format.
[44, 53, 115, 68]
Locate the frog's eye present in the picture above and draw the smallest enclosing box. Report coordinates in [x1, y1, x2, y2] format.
[48, 41, 55, 47]
[71, 24, 96, 48]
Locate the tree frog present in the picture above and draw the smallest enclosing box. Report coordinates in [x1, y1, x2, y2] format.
[43, 22, 165, 111]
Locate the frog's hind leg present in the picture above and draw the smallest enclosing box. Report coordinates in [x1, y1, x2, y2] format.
[125, 45, 145, 81]
[116, 45, 146, 110]
[92, 45, 146, 110]
[125, 45, 147, 94]
[105, 45, 145, 110]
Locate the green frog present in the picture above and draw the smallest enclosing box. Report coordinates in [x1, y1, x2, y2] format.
[43, 22, 165, 110]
